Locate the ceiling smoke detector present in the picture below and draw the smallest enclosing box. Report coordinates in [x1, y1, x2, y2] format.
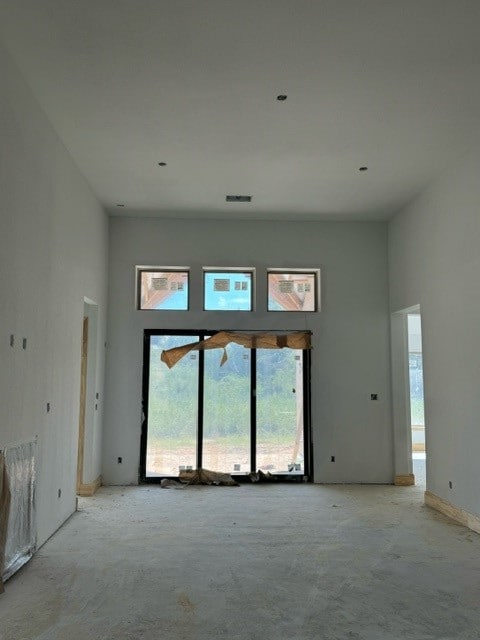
[226, 195, 252, 203]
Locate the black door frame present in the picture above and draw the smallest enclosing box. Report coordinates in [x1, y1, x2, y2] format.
[140, 329, 312, 482]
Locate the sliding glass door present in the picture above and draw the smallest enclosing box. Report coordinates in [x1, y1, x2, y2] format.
[144, 334, 199, 476]
[203, 343, 251, 473]
[256, 349, 304, 474]
[141, 331, 310, 480]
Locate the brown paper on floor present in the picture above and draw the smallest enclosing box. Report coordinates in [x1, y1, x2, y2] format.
[0, 452, 11, 594]
[178, 468, 239, 487]
[161, 330, 311, 369]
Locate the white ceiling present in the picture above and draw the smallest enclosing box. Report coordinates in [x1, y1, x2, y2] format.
[1, 0, 480, 221]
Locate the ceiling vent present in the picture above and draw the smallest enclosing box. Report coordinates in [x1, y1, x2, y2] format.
[226, 195, 252, 203]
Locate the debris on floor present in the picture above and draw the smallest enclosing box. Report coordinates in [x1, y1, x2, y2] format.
[248, 470, 278, 483]
[160, 478, 185, 489]
[180, 468, 239, 486]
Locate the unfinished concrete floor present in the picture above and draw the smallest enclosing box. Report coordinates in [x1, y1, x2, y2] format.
[1, 484, 480, 640]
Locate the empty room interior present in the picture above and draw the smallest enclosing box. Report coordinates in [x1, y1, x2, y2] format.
[1, 1, 480, 638]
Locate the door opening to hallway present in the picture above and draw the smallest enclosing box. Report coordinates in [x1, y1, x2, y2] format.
[407, 313, 426, 487]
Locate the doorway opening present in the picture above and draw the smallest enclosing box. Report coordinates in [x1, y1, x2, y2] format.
[140, 330, 312, 481]
[407, 313, 426, 487]
[76, 300, 100, 495]
[76, 315, 89, 492]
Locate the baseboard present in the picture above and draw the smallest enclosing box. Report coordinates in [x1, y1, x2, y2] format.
[412, 443, 426, 452]
[394, 473, 415, 486]
[425, 490, 480, 534]
[77, 475, 102, 497]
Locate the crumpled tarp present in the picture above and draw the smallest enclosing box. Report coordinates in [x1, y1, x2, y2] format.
[161, 330, 311, 369]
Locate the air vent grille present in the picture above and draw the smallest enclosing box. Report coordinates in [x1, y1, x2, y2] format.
[226, 195, 252, 203]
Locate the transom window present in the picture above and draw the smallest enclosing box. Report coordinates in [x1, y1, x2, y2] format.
[203, 268, 255, 311]
[136, 267, 189, 310]
[267, 269, 320, 312]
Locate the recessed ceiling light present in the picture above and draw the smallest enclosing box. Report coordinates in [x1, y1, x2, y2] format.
[277, 94, 287, 101]
[158, 162, 167, 166]
[359, 166, 368, 172]
[116, 203, 125, 207]
[226, 195, 252, 203]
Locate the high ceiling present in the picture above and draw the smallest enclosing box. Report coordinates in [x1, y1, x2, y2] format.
[1, 0, 480, 221]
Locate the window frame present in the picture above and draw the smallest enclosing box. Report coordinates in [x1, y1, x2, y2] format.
[202, 266, 256, 312]
[267, 268, 321, 312]
[135, 266, 190, 311]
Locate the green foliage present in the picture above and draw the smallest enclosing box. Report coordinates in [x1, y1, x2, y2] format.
[147, 346, 300, 440]
[410, 398, 425, 425]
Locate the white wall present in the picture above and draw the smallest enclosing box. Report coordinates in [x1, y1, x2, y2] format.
[0, 44, 108, 547]
[104, 217, 392, 485]
[389, 148, 480, 518]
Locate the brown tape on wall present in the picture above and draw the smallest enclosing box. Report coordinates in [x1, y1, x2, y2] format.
[0, 452, 11, 594]
[161, 330, 311, 368]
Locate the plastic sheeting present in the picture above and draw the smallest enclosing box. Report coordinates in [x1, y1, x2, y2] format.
[2, 440, 36, 583]
[0, 453, 11, 594]
[161, 330, 311, 369]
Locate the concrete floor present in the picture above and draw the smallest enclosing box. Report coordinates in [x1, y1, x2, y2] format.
[1, 484, 480, 640]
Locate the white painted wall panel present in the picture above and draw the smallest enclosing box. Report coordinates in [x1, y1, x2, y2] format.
[389, 149, 480, 518]
[105, 218, 392, 485]
[0, 44, 108, 546]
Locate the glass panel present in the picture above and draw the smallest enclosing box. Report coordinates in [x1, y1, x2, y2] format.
[139, 270, 189, 310]
[409, 353, 425, 427]
[203, 343, 251, 473]
[408, 314, 426, 486]
[268, 272, 317, 311]
[204, 271, 253, 311]
[146, 335, 198, 476]
[256, 349, 304, 474]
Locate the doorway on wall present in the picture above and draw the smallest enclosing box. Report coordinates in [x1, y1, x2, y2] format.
[76, 300, 99, 495]
[407, 313, 426, 487]
[140, 330, 311, 481]
[77, 316, 89, 492]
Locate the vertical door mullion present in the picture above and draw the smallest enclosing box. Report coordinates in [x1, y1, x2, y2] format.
[250, 348, 257, 473]
[197, 338, 205, 470]
[302, 348, 312, 479]
[139, 332, 151, 481]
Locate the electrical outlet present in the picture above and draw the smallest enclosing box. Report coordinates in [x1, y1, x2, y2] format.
[22, 337, 27, 350]
[117, 456, 122, 464]
[58, 488, 61, 498]
[47, 402, 51, 413]
[449, 481, 453, 489]
[370, 393, 378, 401]
[9, 335, 14, 347]
[331, 456, 335, 462]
